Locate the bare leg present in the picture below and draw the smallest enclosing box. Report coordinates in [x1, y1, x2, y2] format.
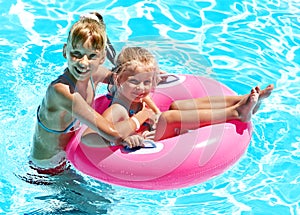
[169, 95, 242, 110]
[169, 84, 273, 114]
[155, 88, 259, 141]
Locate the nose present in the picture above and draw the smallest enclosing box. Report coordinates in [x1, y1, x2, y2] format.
[136, 82, 146, 92]
[78, 55, 89, 67]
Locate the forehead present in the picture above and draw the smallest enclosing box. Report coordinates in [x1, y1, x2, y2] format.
[68, 36, 105, 55]
[68, 41, 104, 54]
[124, 66, 155, 79]
[69, 39, 94, 50]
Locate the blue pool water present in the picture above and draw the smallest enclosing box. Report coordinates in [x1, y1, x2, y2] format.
[1, 0, 299, 214]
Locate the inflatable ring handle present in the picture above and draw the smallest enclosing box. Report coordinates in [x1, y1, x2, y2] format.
[157, 74, 180, 85]
[123, 140, 156, 152]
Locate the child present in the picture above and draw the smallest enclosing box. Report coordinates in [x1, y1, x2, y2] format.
[31, 13, 155, 175]
[81, 46, 273, 145]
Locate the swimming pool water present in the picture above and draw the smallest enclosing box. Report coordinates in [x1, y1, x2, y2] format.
[1, 0, 299, 214]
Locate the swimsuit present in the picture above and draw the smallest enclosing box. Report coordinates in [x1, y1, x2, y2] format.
[37, 70, 95, 134]
[29, 151, 70, 175]
[106, 94, 152, 131]
[37, 105, 79, 134]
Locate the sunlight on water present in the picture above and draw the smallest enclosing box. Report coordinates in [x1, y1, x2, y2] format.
[0, 0, 299, 214]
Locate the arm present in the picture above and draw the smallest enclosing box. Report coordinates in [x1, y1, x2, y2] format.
[92, 65, 113, 84]
[142, 95, 161, 114]
[52, 83, 153, 142]
[81, 103, 146, 148]
[81, 103, 127, 147]
[141, 96, 161, 134]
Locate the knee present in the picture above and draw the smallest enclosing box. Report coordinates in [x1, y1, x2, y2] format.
[159, 111, 178, 124]
[169, 101, 179, 110]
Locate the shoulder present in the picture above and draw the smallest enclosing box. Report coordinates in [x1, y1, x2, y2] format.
[45, 81, 74, 110]
[102, 103, 129, 122]
[105, 103, 128, 115]
[48, 82, 72, 98]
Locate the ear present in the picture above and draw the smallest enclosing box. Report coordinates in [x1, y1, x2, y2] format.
[99, 55, 105, 65]
[63, 44, 67, 58]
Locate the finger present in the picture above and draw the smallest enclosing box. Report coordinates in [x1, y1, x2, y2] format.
[142, 101, 146, 109]
[143, 130, 156, 140]
[136, 136, 145, 147]
[146, 133, 155, 140]
[131, 137, 139, 148]
[122, 137, 134, 148]
[128, 135, 143, 148]
[121, 140, 130, 148]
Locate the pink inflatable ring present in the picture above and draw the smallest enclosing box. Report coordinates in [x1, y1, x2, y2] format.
[66, 74, 252, 190]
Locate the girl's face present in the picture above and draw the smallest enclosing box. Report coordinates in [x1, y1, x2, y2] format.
[64, 40, 105, 81]
[117, 67, 154, 102]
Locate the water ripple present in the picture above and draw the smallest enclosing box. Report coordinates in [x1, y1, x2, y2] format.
[1, 0, 300, 214]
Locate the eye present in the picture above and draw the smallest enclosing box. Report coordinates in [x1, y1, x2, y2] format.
[71, 51, 83, 58]
[88, 53, 97, 60]
[144, 80, 152, 85]
[128, 79, 139, 85]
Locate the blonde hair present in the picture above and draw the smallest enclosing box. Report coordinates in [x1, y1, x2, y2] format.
[67, 12, 107, 51]
[114, 47, 158, 75]
[109, 47, 159, 94]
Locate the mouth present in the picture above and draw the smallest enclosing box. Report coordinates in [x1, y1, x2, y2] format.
[75, 67, 89, 75]
[133, 93, 147, 99]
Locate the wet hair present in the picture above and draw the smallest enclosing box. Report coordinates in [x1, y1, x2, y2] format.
[108, 47, 159, 94]
[67, 12, 107, 51]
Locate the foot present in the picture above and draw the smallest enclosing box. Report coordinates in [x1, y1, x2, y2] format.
[236, 88, 259, 122]
[253, 84, 274, 114]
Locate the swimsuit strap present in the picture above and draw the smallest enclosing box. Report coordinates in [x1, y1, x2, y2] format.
[37, 106, 78, 134]
[61, 69, 95, 95]
[61, 72, 77, 90]
[90, 76, 96, 96]
[50, 69, 76, 90]
[109, 96, 140, 117]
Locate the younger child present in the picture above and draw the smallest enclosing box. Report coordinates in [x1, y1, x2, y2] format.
[31, 13, 155, 175]
[81, 46, 273, 145]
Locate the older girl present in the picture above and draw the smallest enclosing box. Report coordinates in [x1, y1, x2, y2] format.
[31, 13, 155, 174]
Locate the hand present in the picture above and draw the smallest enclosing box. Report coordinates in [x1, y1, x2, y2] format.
[141, 102, 156, 120]
[146, 113, 161, 129]
[142, 96, 161, 114]
[122, 135, 144, 148]
[142, 130, 156, 140]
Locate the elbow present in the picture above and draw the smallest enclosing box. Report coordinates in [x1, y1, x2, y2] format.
[160, 111, 178, 124]
[94, 117, 134, 142]
[107, 121, 122, 138]
[107, 127, 122, 141]
[169, 101, 179, 110]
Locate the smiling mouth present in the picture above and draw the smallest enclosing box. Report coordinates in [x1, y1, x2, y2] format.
[75, 67, 88, 75]
[134, 93, 147, 99]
